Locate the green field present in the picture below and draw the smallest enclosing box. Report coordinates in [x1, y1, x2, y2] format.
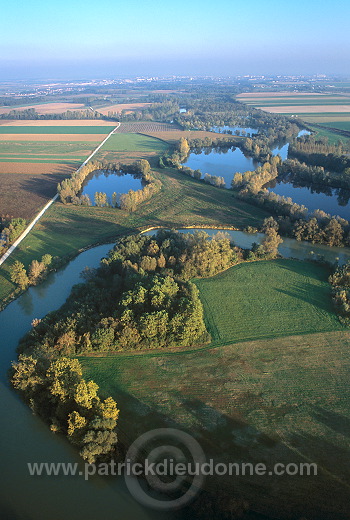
[0, 126, 114, 134]
[96, 132, 169, 153]
[317, 121, 350, 132]
[195, 259, 343, 345]
[0, 158, 85, 163]
[307, 124, 350, 146]
[0, 141, 97, 154]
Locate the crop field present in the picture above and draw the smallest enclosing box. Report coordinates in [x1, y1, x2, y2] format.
[95, 102, 152, 115]
[94, 132, 170, 163]
[0, 102, 86, 115]
[0, 120, 117, 127]
[0, 167, 75, 221]
[0, 122, 113, 219]
[141, 129, 230, 144]
[114, 122, 181, 133]
[79, 259, 349, 518]
[0, 126, 115, 134]
[237, 91, 350, 145]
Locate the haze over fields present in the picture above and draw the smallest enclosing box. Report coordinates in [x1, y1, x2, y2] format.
[1, 0, 350, 79]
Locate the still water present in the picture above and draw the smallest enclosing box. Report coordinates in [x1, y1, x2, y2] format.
[81, 170, 144, 205]
[212, 126, 258, 136]
[184, 147, 259, 187]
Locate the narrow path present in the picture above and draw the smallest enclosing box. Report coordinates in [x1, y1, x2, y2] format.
[0, 122, 120, 267]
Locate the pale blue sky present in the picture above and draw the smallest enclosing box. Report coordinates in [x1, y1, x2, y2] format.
[1, 0, 349, 78]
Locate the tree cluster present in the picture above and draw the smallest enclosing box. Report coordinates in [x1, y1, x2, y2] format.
[288, 135, 350, 172]
[10, 254, 53, 290]
[17, 231, 240, 359]
[11, 356, 119, 463]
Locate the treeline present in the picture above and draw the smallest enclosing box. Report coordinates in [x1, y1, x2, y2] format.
[329, 261, 350, 323]
[16, 229, 283, 358]
[58, 159, 109, 203]
[58, 159, 161, 211]
[231, 157, 350, 247]
[160, 137, 227, 187]
[11, 356, 119, 463]
[11, 228, 283, 462]
[10, 254, 53, 289]
[288, 135, 350, 172]
[0, 108, 103, 120]
[232, 156, 282, 193]
[279, 158, 350, 191]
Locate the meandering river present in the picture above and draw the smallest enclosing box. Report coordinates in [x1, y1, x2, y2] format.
[0, 244, 171, 520]
[1, 224, 350, 519]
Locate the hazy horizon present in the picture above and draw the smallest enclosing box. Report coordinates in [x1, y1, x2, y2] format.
[1, 0, 349, 80]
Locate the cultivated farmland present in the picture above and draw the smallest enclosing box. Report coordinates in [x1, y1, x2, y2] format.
[0, 122, 117, 218]
[0, 102, 86, 115]
[95, 102, 152, 115]
[94, 132, 170, 164]
[237, 91, 350, 145]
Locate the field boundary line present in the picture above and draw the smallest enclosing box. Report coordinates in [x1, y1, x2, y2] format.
[0, 122, 120, 267]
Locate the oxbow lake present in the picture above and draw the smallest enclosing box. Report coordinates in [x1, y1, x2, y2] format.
[81, 170, 144, 205]
[184, 129, 349, 219]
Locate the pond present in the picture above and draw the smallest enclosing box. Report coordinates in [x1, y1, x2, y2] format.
[0, 243, 172, 520]
[212, 125, 258, 136]
[81, 170, 144, 205]
[183, 147, 259, 187]
[271, 129, 311, 160]
[266, 178, 350, 219]
[144, 227, 350, 265]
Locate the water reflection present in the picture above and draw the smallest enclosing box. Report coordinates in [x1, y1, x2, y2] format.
[81, 170, 144, 205]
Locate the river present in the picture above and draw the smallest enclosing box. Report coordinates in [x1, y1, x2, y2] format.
[0, 243, 173, 520]
[1, 228, 349, 519]
[144, 228, 350, 265]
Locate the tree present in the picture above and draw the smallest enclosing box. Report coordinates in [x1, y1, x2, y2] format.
[10, 260, 29, 290]
[178, 137, 190, 160]
[41, 254, 52, 266]
[261, 229, 283, 258]
[28, 259, 46, 284]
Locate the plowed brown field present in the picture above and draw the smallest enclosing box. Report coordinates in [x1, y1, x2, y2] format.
[0, 103, 85, 115]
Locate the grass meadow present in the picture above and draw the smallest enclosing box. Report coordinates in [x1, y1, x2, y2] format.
[194, 259, 343, 344]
